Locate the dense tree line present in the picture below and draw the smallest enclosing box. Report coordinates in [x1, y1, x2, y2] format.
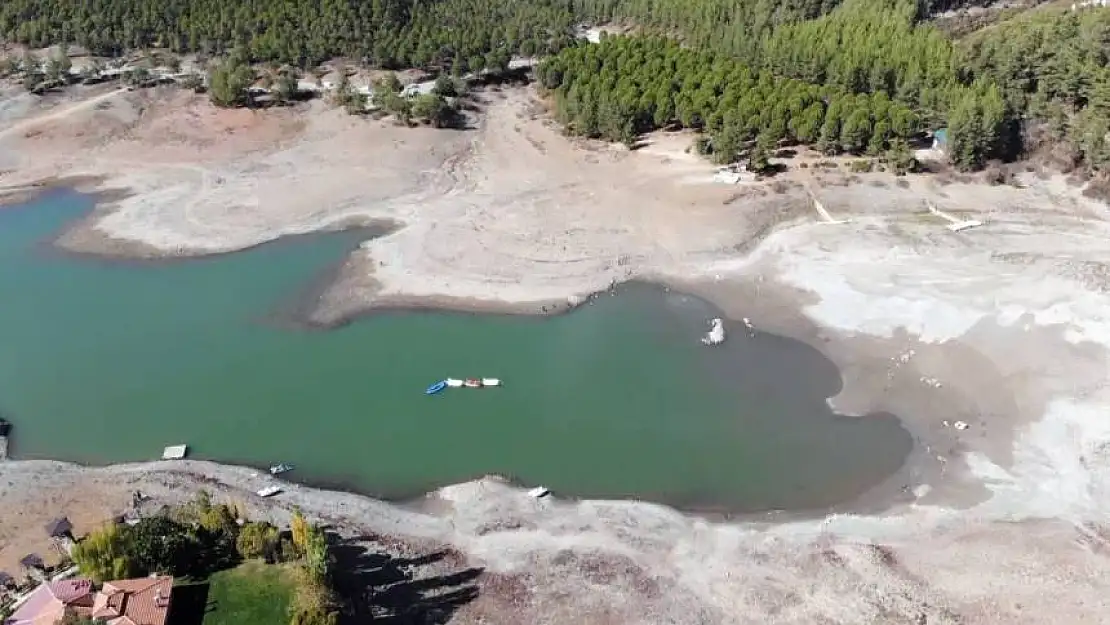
[0, 0, 576, 69]
[960, 7, 1110, 171]
[3, 0, 1108, 173]
[571, 0, 845, 64]
[759, 0, 960, 123]
[538, 35, 1010, 169]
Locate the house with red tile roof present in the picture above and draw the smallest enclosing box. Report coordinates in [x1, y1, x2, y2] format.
[3, 579, 94, 625]
[91, 576, 173, 625]
[3, 576, 173, 625]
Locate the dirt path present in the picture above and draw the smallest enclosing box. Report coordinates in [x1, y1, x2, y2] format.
[0, 87, 127, 141]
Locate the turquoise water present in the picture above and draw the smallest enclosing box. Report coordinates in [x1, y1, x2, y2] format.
[0, 190, 913, 511]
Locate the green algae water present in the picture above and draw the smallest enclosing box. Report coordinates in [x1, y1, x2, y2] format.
[0, 190, 913, 511]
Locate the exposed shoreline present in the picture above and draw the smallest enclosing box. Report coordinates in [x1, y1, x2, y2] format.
[0, 82, 1087, 514]
[4, 80, 1110, 622]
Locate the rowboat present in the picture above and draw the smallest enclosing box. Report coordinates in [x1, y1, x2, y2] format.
[463, 379, 481, 388]
[481, 378, 501, 387]
[425, 381, 447, 395]
[256, 486, 282, 498]
[445, 378, 464, 388]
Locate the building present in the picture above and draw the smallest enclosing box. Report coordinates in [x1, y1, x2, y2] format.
[91, 576, 174, 625]
[3, 576, 173, 625]
[3, 579, 94, 625]
[931, 128, 949, 153]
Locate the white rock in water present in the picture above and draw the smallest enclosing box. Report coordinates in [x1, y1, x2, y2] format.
[701, 318, 726, 346]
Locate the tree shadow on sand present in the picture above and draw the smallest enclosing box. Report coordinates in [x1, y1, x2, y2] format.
[330, 536, 482, 624]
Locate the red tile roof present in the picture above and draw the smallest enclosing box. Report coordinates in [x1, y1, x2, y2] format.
[4, 579, 94, 625]
[91, 576, 173, 625]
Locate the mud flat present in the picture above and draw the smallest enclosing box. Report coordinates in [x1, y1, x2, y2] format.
[2, 81, 1110, 622]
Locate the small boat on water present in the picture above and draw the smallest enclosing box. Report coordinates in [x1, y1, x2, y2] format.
[463, 379, 482, 388]
[161, 444, 188, 460]
[269, 463, 294, 476]
[426, 380, 447, 395]
[481, 378, 501, 387]
[445, 378, 464, 388]
[527, 486, 551, 499]
[256, 486, 282, 498]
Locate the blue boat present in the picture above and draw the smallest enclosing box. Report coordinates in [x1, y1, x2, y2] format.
[425, 380, 447, 395]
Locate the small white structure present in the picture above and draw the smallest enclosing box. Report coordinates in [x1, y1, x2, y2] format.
[713, 165, 755, 185]
[256, 486, 282, 498]
[527, 486, 551, 499]
[1074, 0, 1109, 9]
[701, 318, 726, 346]
[161, 445, 188, 460]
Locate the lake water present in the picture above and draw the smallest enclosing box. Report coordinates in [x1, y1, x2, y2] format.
[0, 190, 913, 512]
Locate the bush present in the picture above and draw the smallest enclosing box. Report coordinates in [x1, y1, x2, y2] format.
[127, 516, 195, 575]
[289, 606, 337, 625]
[412, 93, 459, 127]
[982, 162, 1014, 186]
[72, 523, 136, 582]
[431, 74, 457, 97]
[884, 138, 918, 176]
[60, 614, 102, 625]
[75, 493, 244, 581]
[237, 522, 280, 560]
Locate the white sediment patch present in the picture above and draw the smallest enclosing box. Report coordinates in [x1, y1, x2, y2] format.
[968, 398, 1110, 519]
[736, 195, 1110, 526]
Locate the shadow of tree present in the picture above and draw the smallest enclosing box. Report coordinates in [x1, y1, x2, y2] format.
[166, 581, 210, 625]
[329, 537, 481, 624]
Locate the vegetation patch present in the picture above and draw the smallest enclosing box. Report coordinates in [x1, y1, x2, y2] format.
[72, 493, 341, 625]
[203, 561, 297, 625]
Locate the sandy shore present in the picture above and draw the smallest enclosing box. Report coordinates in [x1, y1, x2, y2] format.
[3, 80, 1110, 621]
[3, 458, 1110, 624]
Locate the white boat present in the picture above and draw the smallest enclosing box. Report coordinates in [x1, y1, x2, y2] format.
[161, 444, 188, 460]
[481, 378, 501, 387]
[527, 486, 551, 499]
[445, 378, 464, 388]
[256, 486, 282, 498]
